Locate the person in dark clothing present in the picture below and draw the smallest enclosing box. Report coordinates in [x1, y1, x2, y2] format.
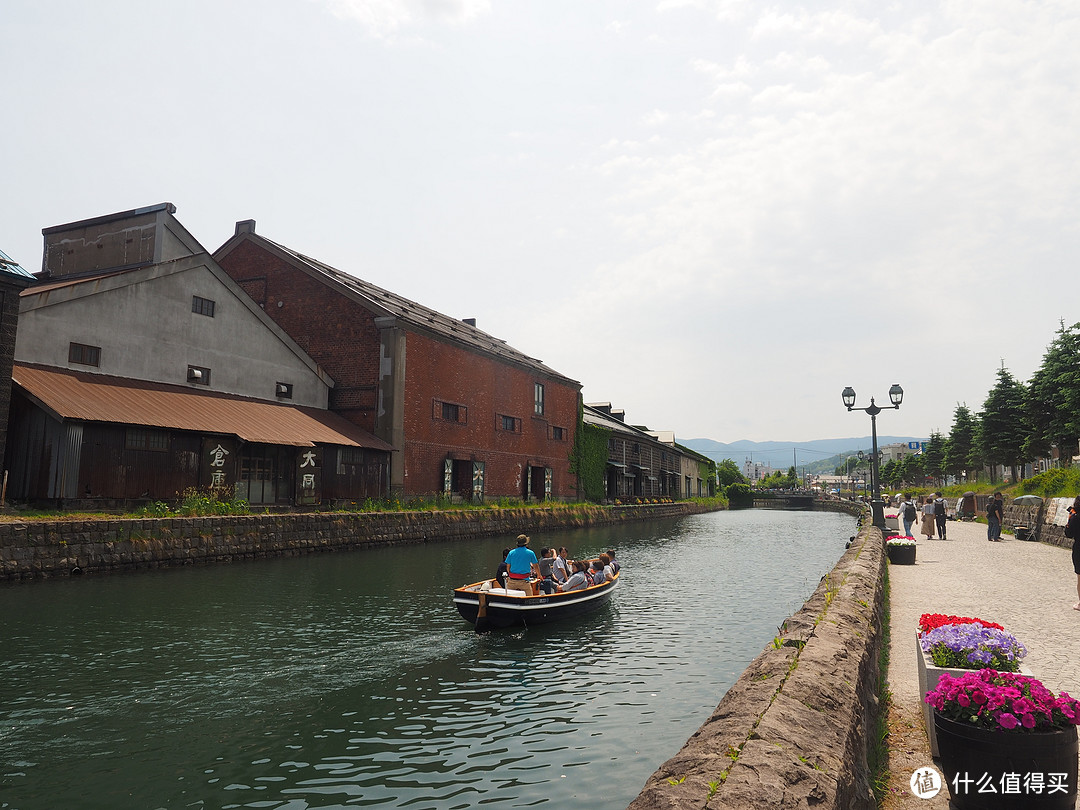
[1067, 497, 1080, 610]
[933, 493, 948, 540]
[987, 492, 1004, 541]
[495, 548, 511, 588]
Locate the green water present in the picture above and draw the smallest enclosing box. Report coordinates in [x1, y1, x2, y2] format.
[0, 509, 856, 809]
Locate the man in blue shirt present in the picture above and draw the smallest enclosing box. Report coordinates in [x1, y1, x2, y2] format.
[504, 534, 540, 595]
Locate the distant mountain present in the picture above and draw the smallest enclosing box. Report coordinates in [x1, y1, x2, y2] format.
[682, 436, 925, 474]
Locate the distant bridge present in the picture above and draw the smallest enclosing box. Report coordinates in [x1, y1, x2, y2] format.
[749, 491, 816, 510]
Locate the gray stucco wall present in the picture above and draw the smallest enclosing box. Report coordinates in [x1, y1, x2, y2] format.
[16, 256, 331, 407]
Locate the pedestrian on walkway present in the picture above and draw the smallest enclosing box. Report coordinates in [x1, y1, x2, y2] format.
[933, 492, 948, 540]
[920, 496, 936, 540]
[900, 494, 918, 538]
[987, 492, 1004, 541]
[1068, 496, 1080, 610]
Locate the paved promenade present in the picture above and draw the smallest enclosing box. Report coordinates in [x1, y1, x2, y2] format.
[883, 517, 1079, 809]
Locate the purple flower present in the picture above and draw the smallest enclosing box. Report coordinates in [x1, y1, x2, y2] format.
[920, 623, 1027, 672]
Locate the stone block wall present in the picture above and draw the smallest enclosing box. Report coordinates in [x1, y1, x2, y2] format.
[0, 502, 708, 581]
[627, 521, 887, 810]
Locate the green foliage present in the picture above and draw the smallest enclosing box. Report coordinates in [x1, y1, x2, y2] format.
[921, 431, 946, 484]
[176, 487, 250, 516]
[716, 459, 747, 488]
[979, 365, 1029, 481]
[1016, 467, 1080, 499]
[725, 482, 752, 502]
[945, 404, 980, 479]
[134, 487, 250, 518]
[569, 418, 611, 503]
[1025, 321, 1080, 465]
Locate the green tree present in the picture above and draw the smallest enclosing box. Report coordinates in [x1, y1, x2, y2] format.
[716, 459, 747, 488]
[899, 453, 924, 487]
[922, 431, 946, 486]
[1025, 321, 1080, 467]
[979, 364, 1029, 482]
[945, 404, 980, 482]
[880, 459, 899, 490]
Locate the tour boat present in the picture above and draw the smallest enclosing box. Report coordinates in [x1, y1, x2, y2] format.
[452, 569, 619, 632]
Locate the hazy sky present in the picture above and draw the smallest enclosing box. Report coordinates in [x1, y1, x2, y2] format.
[3, 1, 1078, 451]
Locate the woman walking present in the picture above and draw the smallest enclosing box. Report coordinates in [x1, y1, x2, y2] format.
[921, 496, 936, 540]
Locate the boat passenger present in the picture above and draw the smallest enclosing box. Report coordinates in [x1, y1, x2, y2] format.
[553, 547, 571, 582]
[588, 560, 608, 586]
[598, 553, 615, 582]
[495, 548, 511, 589]
[536, 547, 557, 594]
[605, 549, 620, 574]
[557, 560, 589, 592]
[504, 534, 540, 595]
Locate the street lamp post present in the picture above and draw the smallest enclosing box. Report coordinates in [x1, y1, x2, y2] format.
[842, 384, 904, 529]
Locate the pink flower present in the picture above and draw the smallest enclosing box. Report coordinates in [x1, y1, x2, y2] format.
[1021, 714, 1037, 729]
[997, 713, 1019, 729]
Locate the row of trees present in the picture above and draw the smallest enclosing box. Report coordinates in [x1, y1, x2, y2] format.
[887, 321, 1080, 488]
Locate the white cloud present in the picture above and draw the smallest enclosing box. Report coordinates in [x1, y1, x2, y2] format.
[315, 0, 491, 34]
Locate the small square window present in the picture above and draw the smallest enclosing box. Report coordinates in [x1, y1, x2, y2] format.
[442, 402, 459, 421]
[187, 365, 211, 385]
[192, 296, 216, 317]
[69, 342, 101, 367]
[551, 426, 565, 441]
[499, 415, 521, 433]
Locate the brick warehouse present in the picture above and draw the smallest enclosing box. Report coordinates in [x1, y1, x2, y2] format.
[214, 222, 582, 502]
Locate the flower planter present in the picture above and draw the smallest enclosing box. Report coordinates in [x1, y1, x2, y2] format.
[934, 711, 1078, 809]
[916, 632, 1033, 757]
[884, 516, 899, 531]
[887, 544, 916, 565]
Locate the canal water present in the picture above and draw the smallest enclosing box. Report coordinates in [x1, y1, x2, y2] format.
[0, 508, 855, 809]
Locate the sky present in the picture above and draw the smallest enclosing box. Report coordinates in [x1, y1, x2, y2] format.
[3, 0, 1079, 450]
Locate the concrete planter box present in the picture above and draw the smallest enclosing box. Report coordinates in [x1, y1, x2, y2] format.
[916, 632, 1033, 757]
[884, 515, 899, 531]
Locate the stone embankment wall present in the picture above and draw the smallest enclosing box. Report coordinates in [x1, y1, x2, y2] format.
[1004, 496, 1075, 549]
[0, 502, 709, 581]
[628, 520, 887, 810]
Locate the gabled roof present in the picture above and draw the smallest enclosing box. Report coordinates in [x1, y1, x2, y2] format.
[583, 403, 658, 439]
[18, 253, 334, 389]
[215, 228, 580, 387]
[13, 362, 392, 450]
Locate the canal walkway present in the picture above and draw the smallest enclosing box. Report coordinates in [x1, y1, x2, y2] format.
[882, 517, 1080, 808]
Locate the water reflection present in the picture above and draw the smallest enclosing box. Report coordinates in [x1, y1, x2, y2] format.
[0, 509, 855, 809]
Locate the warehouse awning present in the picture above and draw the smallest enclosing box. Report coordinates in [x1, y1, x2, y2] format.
[12, 362, 394, 450]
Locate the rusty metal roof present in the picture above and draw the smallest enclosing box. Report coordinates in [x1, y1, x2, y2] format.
[13, 363, 393, 451]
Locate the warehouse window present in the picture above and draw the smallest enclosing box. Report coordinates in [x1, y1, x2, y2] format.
[192, 295, 216, 317]
[69, 342, 101, 367]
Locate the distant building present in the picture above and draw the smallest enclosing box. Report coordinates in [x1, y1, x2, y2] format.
[743, 459, 776, 483]
[7, 204, 391, 506]
[214, 221, 582, 502]
[583, 403, 712, 500]
[881, 442, 924, 464]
